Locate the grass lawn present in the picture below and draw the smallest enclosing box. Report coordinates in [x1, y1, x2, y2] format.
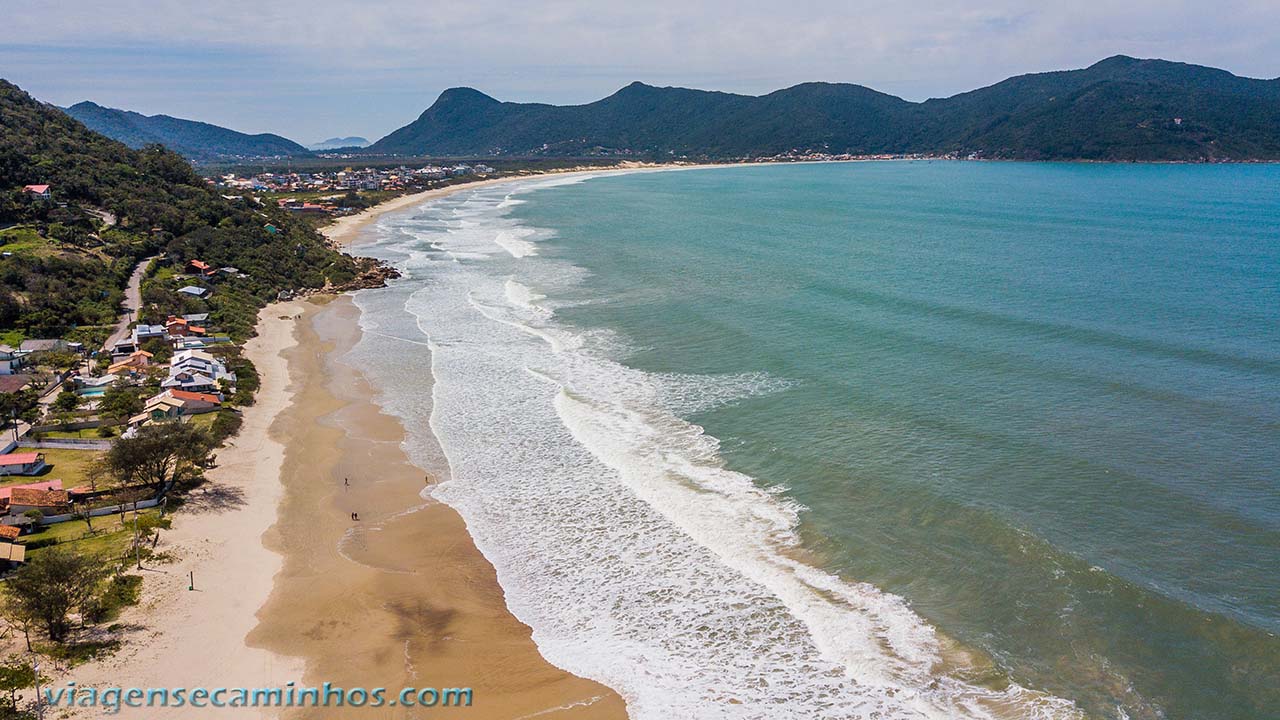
[23, 507, 163, 562]
[0, 329, 23, 348]
[0, 226, 53, 256]
[1, 447, 108, 489]
[186, 411, 220, 429]
[38, 428, 107, 439]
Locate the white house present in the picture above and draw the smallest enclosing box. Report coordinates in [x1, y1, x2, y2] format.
[0, 452, 47, 476]
[0, 346, 23, 375]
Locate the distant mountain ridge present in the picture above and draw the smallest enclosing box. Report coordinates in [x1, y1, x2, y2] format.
[64, 101, 309, 161]
[308, 136, 370, 150]
[369, 56, 1280, 161]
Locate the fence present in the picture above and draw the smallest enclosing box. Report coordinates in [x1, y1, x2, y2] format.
[37, 497, 162, 525]
[18, 438, 114, 450]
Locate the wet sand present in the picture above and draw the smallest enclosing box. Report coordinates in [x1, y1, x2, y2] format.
[247, 295, 628, 719]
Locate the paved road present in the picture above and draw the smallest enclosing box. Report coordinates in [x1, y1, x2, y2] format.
[102, 256, 156, 354]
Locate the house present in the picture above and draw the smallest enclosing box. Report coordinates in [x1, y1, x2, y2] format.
[74, 374, 117, 393]
[7, 487, 70, 515]
[131, 324, 167, 346]
[167, 389, 222, 410]
[186, 260, 216, 277]
[170, 348, 229, 376]
[107, 350, 153, 376]
[0, 525, 21, 542]
[19, 338, 68, 355]
[22, 184, 50, 200]
[0, 345, 23, 375]
[182, 313, 210, 323]
[0, 452, 46, 476]
[160, 369, 219, 394]
[177, 286, 209, 298]
[0, 374, 33, 394]
[0, 480, 62, 504]
[110, 340, 138, 360]
[0, 542, 25, 567]
[131, 389, 221, 425]
[165, 316, 207, 337]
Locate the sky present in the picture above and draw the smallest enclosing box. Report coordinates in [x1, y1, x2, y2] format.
[3, 1, 1279, 144]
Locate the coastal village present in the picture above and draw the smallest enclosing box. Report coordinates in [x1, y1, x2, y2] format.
[213, 162, 496, 219]
[0, 252, 252, 573]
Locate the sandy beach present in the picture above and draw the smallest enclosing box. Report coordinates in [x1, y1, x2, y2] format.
[248, 296, 626, 719]
[48, 173, 640, 718]
[56, 301, 309, 716]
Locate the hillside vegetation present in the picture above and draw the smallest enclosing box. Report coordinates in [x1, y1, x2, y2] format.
[0, 79, 358, 341]
[369, 56, 1280, 161]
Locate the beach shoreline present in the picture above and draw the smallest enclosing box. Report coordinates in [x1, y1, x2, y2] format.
[51, 301, 309, 716]
[322, 163, 660, 248]
[247, 295, 627, 718]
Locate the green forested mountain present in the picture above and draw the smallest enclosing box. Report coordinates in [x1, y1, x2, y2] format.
[0, 79, 357, 340]
[64, 101, 308, 162]
[369, 56, 1280, 160]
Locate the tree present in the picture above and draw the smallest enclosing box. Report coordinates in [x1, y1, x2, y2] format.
[0, 656, 41, 718]
[3, 549, 109, 643]
[51, 391, 80, 414]
[97, 383, 142, 422]
[104, 423, 211, 493]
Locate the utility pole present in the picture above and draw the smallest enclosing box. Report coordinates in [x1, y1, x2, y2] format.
[30, 653, 43, 720]
[132, 503, 141, 570]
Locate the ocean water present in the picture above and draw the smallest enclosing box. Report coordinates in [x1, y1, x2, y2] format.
[348, 162, 1280, 720]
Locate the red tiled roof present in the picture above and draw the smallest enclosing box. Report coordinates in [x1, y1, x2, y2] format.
[188, 260, 211, 270]
[0, 480, 62, 501]
[0, 526, 20, 541]
[23, 184, 49, 193]
[0, 375, 32, 393]
[0, 452, 42, 466]
[169, 389, 221, 404]
[9, 488, 68, 508]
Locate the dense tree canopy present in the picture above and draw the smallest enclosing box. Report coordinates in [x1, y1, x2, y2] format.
[0, 79, 359, 342]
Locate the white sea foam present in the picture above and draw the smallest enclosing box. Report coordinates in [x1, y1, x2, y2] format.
[348, 176, 1083, 720]
[494, 228, 540, 258]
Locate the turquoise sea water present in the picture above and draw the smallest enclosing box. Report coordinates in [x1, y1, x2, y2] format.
[353, 162, 1278, 720]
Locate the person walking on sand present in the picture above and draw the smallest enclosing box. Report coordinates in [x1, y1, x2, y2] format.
[344, 477, 349, 488]
[351, 511, 359, 521]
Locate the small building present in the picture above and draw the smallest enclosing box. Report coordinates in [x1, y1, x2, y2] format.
[22, 184, 51, 200]
[107, 350, 153, 376]
[0, 542, 25, 567]
[131, 388, 222, 425]
[186, 260, 216, 277]
[165, 316, 207, 337]
[161, 370, 219, 394]
[177, 286, 209, 298]
[131, 324, 167, 346]
[0, 452, 46, 476]
[182, 313, 210, 323]
[19, 338, 68, 356]
[7, 487, 70, 515]
[0, 525, 21, 542]
[0, 345, 23, 375]
[167, 389, 222, 410]
[0, 374, 33, 394]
